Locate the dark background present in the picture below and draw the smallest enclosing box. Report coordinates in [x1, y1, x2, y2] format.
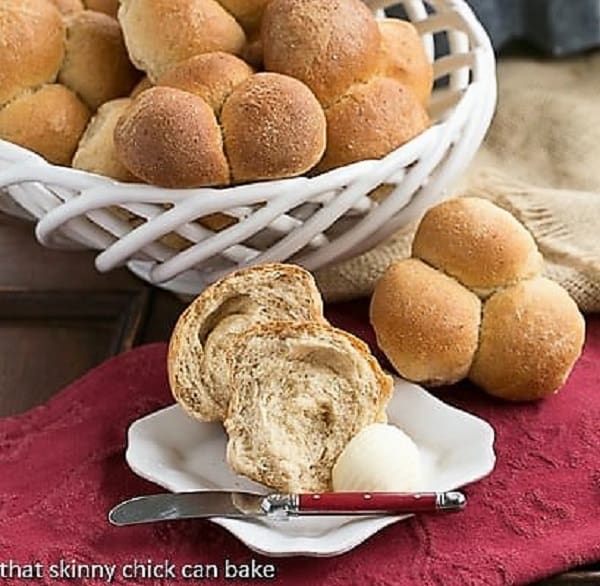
[388, 0, 600, 55]
[467, 0, 600, 55]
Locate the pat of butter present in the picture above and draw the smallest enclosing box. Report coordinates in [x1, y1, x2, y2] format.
[332, 423, 421, 492]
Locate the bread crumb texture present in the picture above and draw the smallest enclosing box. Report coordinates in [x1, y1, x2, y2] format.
[168, 263, 325, 422]
[224, 322, 392, 492]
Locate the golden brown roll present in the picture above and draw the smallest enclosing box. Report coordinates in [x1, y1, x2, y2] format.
[72, 98, 137, 181]
[118, 0, 246, 81]
[84, 0, 118, 17]
[262, 0, 381, 106]
[412, 197, 544, 297]
[221, 73, 326, 183]
[316, 77, 430, 172]
[157, 53, 253, 113]
[0, 0, 65, 107]
[370, 258, 482, 385]
[215, 0, 271, 33]
[58, 10, 139, 110]
[469, 278, 585, 401]
[377, 18, 433, 106]
[114, 87, 230, 188]
[50, 0, 84, 14]
[0, 84, 91, 166]
[130, 76, 152, 98]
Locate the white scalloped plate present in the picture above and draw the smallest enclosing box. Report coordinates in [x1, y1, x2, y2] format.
[126, 378, 495, 557]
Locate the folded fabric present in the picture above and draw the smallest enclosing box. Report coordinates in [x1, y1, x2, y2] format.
[441, 0, 600, 55]
[316, 54, 600, 313]
[0, 305, 598, 586]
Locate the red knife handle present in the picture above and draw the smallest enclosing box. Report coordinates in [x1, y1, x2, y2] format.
[297, 491, 465, 514]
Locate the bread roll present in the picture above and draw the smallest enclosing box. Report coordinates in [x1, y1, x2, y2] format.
[469, 278, 585, 401]
[130, 76, 152, 98]
[215, 0, 270, 33]
[114, 87, 229, 188]
[50, 0, 83, 14]
[221, 73, 326, 183]
[0, 84, 90, 166]
[73, 98, 137, 181]
[84, 0, 118, 17]
[168, 263, 326, 422]
[118, 0, 246, 81]
[332, 424, 421, 492]
[262, 0, 381, 106]
[377, 19, 433, 106]
[0, 0, 65, 107]
[412, 198, 544, 297]
[58, 10, 139, 110]
[316, 77, 430, 172]
[370, 258, 481, 385]
[224, 322, 393, 492]
[157, 53, 253, 113]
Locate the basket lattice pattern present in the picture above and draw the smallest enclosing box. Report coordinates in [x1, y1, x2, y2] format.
[0, 0, 496, 295]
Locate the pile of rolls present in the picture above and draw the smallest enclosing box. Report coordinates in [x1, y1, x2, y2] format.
[0, 0, 137, 165]
[0, 0, 433, 188]
[370, 197, 586, 402]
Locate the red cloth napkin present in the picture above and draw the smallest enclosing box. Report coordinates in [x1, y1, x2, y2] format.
[0, 303, 599, 586]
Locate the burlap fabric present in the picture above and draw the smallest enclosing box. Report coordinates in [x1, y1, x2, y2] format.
[316, 54, 600, 312]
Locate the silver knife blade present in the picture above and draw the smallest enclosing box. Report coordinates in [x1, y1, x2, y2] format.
[108, 491, 267, 526]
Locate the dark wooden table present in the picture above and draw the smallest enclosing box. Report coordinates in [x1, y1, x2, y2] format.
[0, 212, 596, 584]
[0, 212, 185, 416]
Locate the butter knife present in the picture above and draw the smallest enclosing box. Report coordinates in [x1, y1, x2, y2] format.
[109, 490, 466, 526]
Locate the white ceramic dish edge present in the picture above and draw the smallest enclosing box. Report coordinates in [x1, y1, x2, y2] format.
[125, 377, 496, 557]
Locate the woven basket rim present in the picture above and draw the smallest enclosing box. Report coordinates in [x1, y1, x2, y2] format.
[0, 0, 497, 293]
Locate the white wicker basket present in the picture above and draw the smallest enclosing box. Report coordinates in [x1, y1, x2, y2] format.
[0, 0, 496, 295]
